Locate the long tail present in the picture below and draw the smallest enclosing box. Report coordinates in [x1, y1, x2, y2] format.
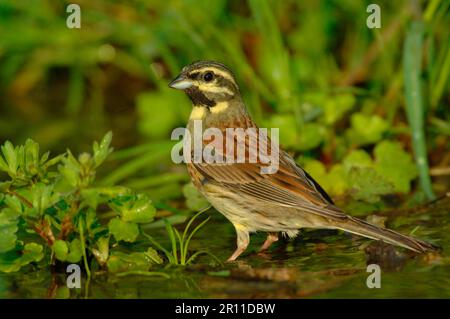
[334, 216, 438, 253]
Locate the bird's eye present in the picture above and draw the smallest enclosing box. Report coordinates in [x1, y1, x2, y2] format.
[203, 72, 214, 82]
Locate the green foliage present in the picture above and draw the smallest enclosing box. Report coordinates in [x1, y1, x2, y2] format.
[347, 113, 389, 146]
[182, 183, 209, 212]
[143, 208, 218, 266]
[53, 239, 83, 263]
[0, 134, 205, 275]
[0, 0, 446, 214]
[0, 243, 44, 273]
[107, 248, 162, 273]
[108, 218, 140, 243]
[374, 141, 418, 193]
[302, 140, 419, 204]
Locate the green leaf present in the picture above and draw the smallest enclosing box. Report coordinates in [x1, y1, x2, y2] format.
[66, 239, 83, 263]
[1, 141, 18, 176]
[0, 155, 9, 172]
[144, 247, 163, 265]
[107, 248, 162, 273]
[302, 160, 348, 196]
[0, 243, 44, 273]
[58, 150, 81, 187]
[93, 131, 113, 168]
[92, 237, 109, 266]
[0, 210, 19, 253]
[30, 182, 56, 215]
[297, 123, 326, 151]
[23, 139, 40, 176]
[347, 113, 388, 145]
[342, 150, 373, 173]
[81, 186, 131, 208]
[322, 93, 355, 125]
[108, 194, 156, 224]
[327, 164, 348, 196]
[53, 240, 69, 261]
[108, 218, 139, 243]
[266, 114, 297, 148]
[182, 183, 209, 211]
[374, 141, 418, 193]
[53, 239, 83, 263]
[348, 167, 395, 203]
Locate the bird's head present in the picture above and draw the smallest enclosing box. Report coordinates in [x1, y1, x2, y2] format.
[169, 61, 242, 110]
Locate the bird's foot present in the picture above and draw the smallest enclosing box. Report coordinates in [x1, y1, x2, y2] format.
[226, 247, 246, 262]
[259, 233, 279, 252]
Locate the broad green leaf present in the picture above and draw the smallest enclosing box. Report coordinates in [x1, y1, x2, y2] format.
[347, 113, 388, 145]
[0, 243, 44, 273]
[374, 141, 418, 193]
[53, 239, 83, 263]
[302, 160, 348, 196]
[342, 150, 373, 173]
[322, 93, 355, 124]
[327, 164, 348, 195]
[30, 182, 56, 215]
[81, 186, 131, 208]
[53, 240, 69, 261]
[58, 150, 81, 187]
[66, 239, 82, 263]
[108, 194, 156, 224]
[0, 211, 19, 253]
[108, 218, 139, 242]
[348, 167, 395, 203]
[182, 183, 209, 211]
[107, 248, 162, 273]
[297, 123, 326, 151]
[266, 114, 297, 148]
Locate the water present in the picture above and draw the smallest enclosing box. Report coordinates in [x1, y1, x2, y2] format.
[1, 198, 449, 298]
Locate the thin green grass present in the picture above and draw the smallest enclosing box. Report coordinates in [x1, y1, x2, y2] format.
[143, 206, 221, 266]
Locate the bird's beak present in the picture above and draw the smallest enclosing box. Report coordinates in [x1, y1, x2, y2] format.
[168, 74, 193, 90]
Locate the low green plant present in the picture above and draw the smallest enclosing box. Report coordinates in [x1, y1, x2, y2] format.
[143, 208, 220, 266]
[0, 133, 207, 275]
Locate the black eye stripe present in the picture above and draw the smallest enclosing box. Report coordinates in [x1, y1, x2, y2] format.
[188, 72, 199, 79]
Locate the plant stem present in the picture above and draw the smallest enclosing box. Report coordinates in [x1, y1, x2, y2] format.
[78, 219, 91, 278]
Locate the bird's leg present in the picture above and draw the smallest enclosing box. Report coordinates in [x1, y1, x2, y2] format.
[227, 227, 249, 262]
[259, 232, 279, 252]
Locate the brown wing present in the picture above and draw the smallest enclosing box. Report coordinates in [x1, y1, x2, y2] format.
[192, 151, 348, 221]
[188, 122, 348, 220]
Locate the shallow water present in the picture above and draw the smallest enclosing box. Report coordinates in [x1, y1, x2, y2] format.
[1, 198, 449, 299]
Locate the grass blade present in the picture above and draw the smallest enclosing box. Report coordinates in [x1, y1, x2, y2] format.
[164, 219, 178, 264]
[403, 20, 435, 200]
[183, 216, 210, 262]
[142, 232, 175, 264]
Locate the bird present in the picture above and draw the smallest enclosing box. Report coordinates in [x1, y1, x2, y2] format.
[168, 60, 438, 262]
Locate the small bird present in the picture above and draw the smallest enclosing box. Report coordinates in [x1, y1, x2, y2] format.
[169, 60, 437, 261]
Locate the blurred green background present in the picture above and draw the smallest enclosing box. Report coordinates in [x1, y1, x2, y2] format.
[0, 0, 448, 211]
